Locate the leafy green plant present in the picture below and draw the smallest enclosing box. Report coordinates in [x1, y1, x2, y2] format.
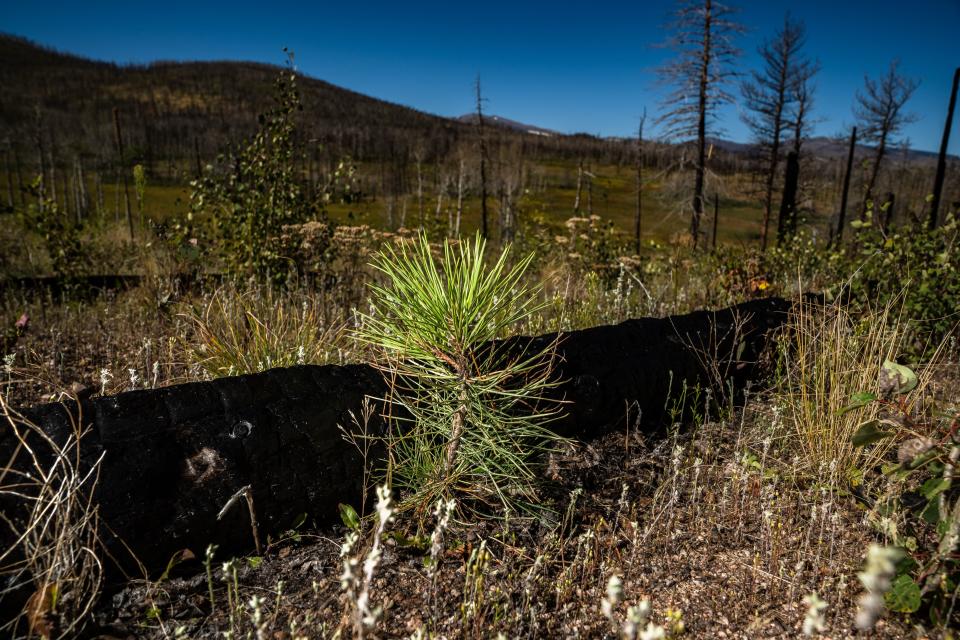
[356, 233, 567, 519]
[849, 359, 959, 627]
[839, 210, 960, 355]
[183, 54, 319, 283]
[18, 175, 86, 281]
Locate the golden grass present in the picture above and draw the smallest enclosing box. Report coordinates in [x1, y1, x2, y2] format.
[776, 295, 941, 478]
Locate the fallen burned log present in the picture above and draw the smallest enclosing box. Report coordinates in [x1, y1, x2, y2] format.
[1, 297, 792, 583]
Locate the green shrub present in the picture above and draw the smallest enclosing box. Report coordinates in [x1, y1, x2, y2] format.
[180, 56, 324, 283]
[849, 359, 958, 628]
[835, 212, 960, 354]
[18, 176, 86, 281]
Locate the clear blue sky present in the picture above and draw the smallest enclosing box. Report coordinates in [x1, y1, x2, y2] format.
[3, 0, 958, 153]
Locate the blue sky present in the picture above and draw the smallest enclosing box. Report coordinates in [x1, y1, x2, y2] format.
[3, 0, 958, 153]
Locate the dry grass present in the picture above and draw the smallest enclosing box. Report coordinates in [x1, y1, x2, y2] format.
[182, 285, 348, 378]
[0, 395, 103, 639]
[776, 295, 942, 479]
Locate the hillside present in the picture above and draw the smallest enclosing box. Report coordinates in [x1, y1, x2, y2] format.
[0, 34, 476, 171]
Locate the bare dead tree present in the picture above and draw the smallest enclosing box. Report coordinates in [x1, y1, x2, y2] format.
[33, 107, 46, 213]
[635, 109, 647, 254]
[435, 173, 447, 229]
[740, 14, 817, 248]
[74, 156, 88, 222]
[453, 157, 465, 237]
[3, 140, 13, 210]
[586, 164, 593, 215]
[930, 67, 959, 230]
[657, 0, 743, 249]
[415, 149, 424, 228]
[112, 107, 134, 239]
[789, 63, 817, 156]
[835, 126, 857, 244]
[854, 60, 919, 215]
[475, 75, 489, 239]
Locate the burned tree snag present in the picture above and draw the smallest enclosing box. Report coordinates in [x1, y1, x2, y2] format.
[835, 127, 857, 244]
[930, 67, 959, 230]
[112, 107, 134, 239]
[777, 150, 800, 242]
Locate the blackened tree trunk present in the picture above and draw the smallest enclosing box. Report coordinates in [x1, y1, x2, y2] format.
[574, 159, 583, 214]
[693, 19, 709, 251]
[475, 76, 489, 239]
[778, 151, 800, 240]
[3, 142, 13, 209]
[880, 192, 895, 231]
[930, 67, 959, 230]
[112, 108, 134, 240]
[835, 127, 857, 244]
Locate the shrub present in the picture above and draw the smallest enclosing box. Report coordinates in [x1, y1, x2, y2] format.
[356, 233, 567, 518]
[17, 176, 86, 281]
[849, 360, 958, 628]
[181, 55, 323, 283]
[837, 212, 960, 355]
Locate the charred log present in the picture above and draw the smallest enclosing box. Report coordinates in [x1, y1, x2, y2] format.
[1, 297, 792, 586]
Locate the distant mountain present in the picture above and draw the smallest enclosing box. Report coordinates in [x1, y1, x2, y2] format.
[705, 136, 950, 164]
[457, 113, 558, 137]
[0, 34, 469, 166]
[2, 33, 949, 175]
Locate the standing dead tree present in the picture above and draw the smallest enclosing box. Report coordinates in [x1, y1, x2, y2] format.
[453, 156, 465, 237]
[930, 67, 959, 230]
[657, 0, 743, 249]
[740, 14, 817, 249]
[475, 75, 490, 239]
[789, 63, 817, 157]
[834, 126, 858, 244]
[854, 60, 919, 216]
[635, 109, 647, 254]
[112, 107, 134, 239]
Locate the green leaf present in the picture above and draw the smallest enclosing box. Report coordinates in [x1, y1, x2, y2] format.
[921, 498, 941, 525]
[839, 392, 877, 414]
[881, 360, 918, 395]
[851, 421, 895, 447]
[338, 503, 361, 531]
[885, 574, 921, 613]
[246, 556, 263, 569]
[920, 477, 951, 500]
[387, 532, 429, 550]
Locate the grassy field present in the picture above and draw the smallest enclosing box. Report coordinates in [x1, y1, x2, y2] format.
[2, 158, 771, 253]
